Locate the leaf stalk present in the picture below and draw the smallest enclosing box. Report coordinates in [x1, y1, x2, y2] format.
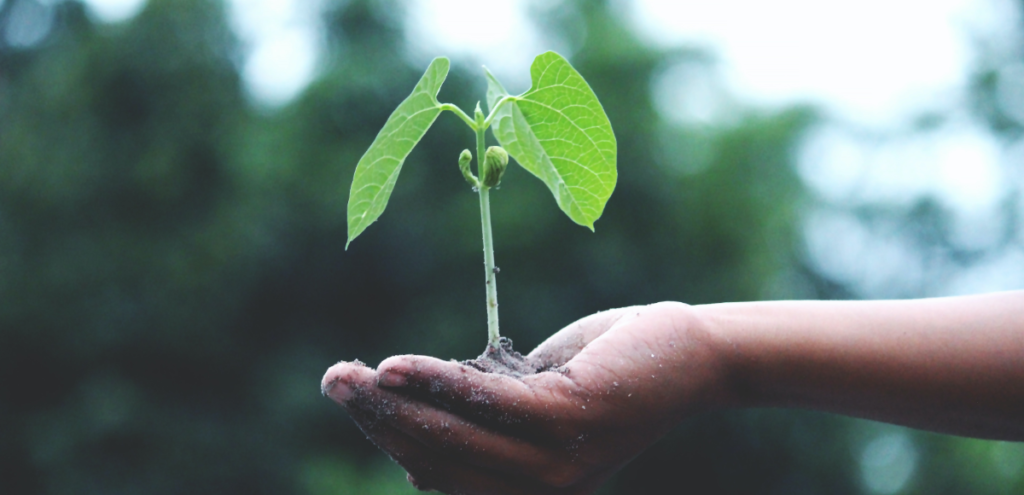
[441, 103, 477, 130]
[481, 96, 517, 129]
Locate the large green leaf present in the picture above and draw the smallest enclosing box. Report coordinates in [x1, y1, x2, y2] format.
[487, 52, 617, 230]
[346, 57, 449, 247]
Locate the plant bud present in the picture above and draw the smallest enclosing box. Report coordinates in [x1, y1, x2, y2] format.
[458, 149, 478, 187]
[480, 146, 508, 188]
[474, 102, 485, 123]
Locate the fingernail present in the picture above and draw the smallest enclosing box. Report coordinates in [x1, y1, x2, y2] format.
[378, 370, 407, 388]
[322, 376, 354, 403]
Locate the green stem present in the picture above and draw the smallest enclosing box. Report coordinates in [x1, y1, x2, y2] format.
[440, 104, 477, 130]
[476, 117, 500, 348]
[481, 96, 516, 129]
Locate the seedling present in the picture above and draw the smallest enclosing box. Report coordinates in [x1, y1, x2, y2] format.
[346, 51, 616, 351]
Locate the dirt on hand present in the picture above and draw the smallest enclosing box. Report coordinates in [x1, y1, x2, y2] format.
[462, 337, 557, 378]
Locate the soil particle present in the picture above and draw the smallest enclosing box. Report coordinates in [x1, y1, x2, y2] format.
[462, 337, 553, 378]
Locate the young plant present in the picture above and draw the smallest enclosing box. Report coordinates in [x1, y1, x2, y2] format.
[346, 52, 616, 351]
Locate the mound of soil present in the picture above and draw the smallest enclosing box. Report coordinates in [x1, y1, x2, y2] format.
[462, 337, 554, 378]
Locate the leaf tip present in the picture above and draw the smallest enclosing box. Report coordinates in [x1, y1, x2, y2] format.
[346, 220, 363, 250]
[429, 56, 451, 81]
[534, 50, 565, 64]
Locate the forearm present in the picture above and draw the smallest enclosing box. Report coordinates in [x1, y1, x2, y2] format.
[695, 291, 1024, 440]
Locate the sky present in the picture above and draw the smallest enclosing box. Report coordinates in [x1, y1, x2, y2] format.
[79, 0, 1015, 123]
[79, 0, 1024, 297]
[629, 0, 990, 125]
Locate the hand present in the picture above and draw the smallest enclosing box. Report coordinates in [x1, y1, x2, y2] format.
[321, 302, 731, 494]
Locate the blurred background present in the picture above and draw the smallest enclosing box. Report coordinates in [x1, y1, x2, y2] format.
[1, 0, 1022, 493]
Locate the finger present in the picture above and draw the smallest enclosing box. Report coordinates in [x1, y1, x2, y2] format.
[528, 307, 638, 367]
[347, 404, 566, 495]
[326, 362, 562, 493]
[361, 383, 591, 487]
[375, 355, 579, 425]
[322, 360, 376, 406]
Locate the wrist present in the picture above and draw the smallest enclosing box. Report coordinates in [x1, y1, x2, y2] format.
[689, 303, 762, 410]
[649, 302, 745, 414]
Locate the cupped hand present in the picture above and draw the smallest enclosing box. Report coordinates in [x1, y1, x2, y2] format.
[321, 302, 730, 494]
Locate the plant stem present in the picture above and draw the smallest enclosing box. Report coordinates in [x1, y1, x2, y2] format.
[476, 117, 500, 348]
[440, 104, 477, 130]
[480, 96, 516, 129]
[479, 186, 500, 348]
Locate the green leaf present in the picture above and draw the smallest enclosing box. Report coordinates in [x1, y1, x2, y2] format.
[485, 66, 509, 115]
[346, 57, 449, 247]
[487, 52, 617, 230]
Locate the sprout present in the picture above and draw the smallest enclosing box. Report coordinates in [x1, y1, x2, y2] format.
[458, 149, 478, 187]
[345, 51, 616, 348]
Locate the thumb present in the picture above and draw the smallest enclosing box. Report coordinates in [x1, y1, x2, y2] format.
[528, 306, 638, 367]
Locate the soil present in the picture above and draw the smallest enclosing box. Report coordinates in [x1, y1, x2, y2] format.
[462, 336, 555, 378]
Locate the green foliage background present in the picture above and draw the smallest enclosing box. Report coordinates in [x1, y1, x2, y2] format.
[0, 0, 1021, 493]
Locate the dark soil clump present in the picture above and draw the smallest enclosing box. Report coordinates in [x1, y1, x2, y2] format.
[462, 337, 550, 378]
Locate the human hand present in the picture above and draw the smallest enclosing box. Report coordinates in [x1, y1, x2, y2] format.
[321, 302, 730, 494]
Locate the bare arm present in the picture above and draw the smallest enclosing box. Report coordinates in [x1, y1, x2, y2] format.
[702, 291, 1024, 440]
[322, 292, 1024, 494]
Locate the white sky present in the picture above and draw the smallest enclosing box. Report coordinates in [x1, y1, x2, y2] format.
[404, 0, 545, 93]
[798, 121, 1008, 213]
[81, 0, 146, 23]
[82, 0, 1019, 122]
[227, 0, 322, 107]
[626, 0, 997, 125]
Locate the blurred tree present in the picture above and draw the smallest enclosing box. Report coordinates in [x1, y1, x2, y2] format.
[0, 0, 291, 493]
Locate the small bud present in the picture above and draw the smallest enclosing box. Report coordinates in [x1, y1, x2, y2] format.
[474, 102, 485, 123]
[480, 146, 508, 188]
[458, 149, 478, 187]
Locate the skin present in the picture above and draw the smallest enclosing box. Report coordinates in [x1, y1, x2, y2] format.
[321, 291, 1024, 494]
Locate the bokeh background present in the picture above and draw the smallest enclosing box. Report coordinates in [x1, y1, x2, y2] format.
[2, 0, 1023, 493]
